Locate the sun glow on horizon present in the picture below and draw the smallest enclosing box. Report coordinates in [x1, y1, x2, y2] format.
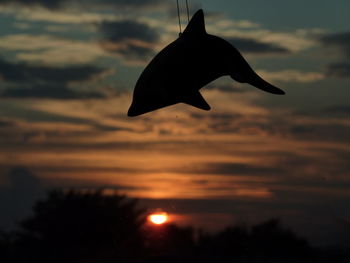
[149, 212, 169, 225]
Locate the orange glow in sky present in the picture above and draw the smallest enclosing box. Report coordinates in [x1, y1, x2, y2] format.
[149, 212, 169, 225]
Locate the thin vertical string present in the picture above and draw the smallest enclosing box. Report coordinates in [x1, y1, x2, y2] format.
[185, 0, 190, 22]
[176, 0, 182, 34]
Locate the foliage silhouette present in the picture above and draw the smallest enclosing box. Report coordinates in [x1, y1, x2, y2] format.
[144, 224, 196, 262]
[14, 189, 146, 263]
[1, 189, 349, 263]
[197, 219, 311, 262]
[0, 231, 13, 262]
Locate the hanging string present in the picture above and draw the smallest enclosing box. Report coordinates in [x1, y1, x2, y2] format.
[176, 0, 182, 34]
[176, 0, 191, 34]
[185, 0, 190, 22]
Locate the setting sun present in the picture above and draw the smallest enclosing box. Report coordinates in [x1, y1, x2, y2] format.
[148, 212, 169, 225]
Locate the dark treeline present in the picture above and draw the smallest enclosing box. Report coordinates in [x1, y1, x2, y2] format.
[0, 189, 349, 263]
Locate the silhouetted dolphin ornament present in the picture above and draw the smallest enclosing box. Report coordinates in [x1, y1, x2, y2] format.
[128, 9, 285, 117]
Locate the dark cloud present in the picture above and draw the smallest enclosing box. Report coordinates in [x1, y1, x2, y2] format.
[294, 105, 350, 119]
[0, 119, 15, 128]
[191, 112, 243, 121]
[99, 20, 159, 43]
[266, 119, 350, 143]
[190, 110, 350, 142]
[289, 123, 350, 142]
[326, 62, 350, 78]
[227, 37, 290, 54]
[98, 20, 159, 60]
[289, 110, 350, 142]
[0, 0, 64, 9]
[320, 31, 350, 57]
[22, 165, 146, 175]
[323, 105, 350, 117]
[320, 32, 350, 77]
[116, 43, 155, 60]
[0, 59, 108, 99]
[0, 59, 104, 84]
[313, 148, 350, 172]
[0, 0, 166, 10]
[190, 111, 269, 135]
[0, 102, 100, 124]
[89, 0, 165, 8]
[0, 103, 131, 143]
[179, 162, 283, 176]
[1, 85, 106, 100]
[273, 150, 350, 182]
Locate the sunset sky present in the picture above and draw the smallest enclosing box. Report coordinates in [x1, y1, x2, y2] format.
[0, 0, 349, 245]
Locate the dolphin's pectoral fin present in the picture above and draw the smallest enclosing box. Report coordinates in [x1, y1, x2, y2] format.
[182, 91, 211, 111]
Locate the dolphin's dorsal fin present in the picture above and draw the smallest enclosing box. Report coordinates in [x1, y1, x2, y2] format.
[182, 91, 211, 111]
[183, 9, 206, 35]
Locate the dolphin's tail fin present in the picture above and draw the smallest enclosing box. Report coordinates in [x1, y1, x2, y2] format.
[231, 69, 285, 95]
[249, 75, 285, 95]
[182, 91, 211, 111]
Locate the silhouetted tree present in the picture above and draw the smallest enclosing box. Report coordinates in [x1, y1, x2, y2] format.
[0, 230, 13, 262]
[144, 223, 196, 262]
[197, 219, 310, 263]
[249, 219, 310, 259]
[14, 189, 146, 263]
[3, 187, 348, 263]
[197, 224, 250, 262]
